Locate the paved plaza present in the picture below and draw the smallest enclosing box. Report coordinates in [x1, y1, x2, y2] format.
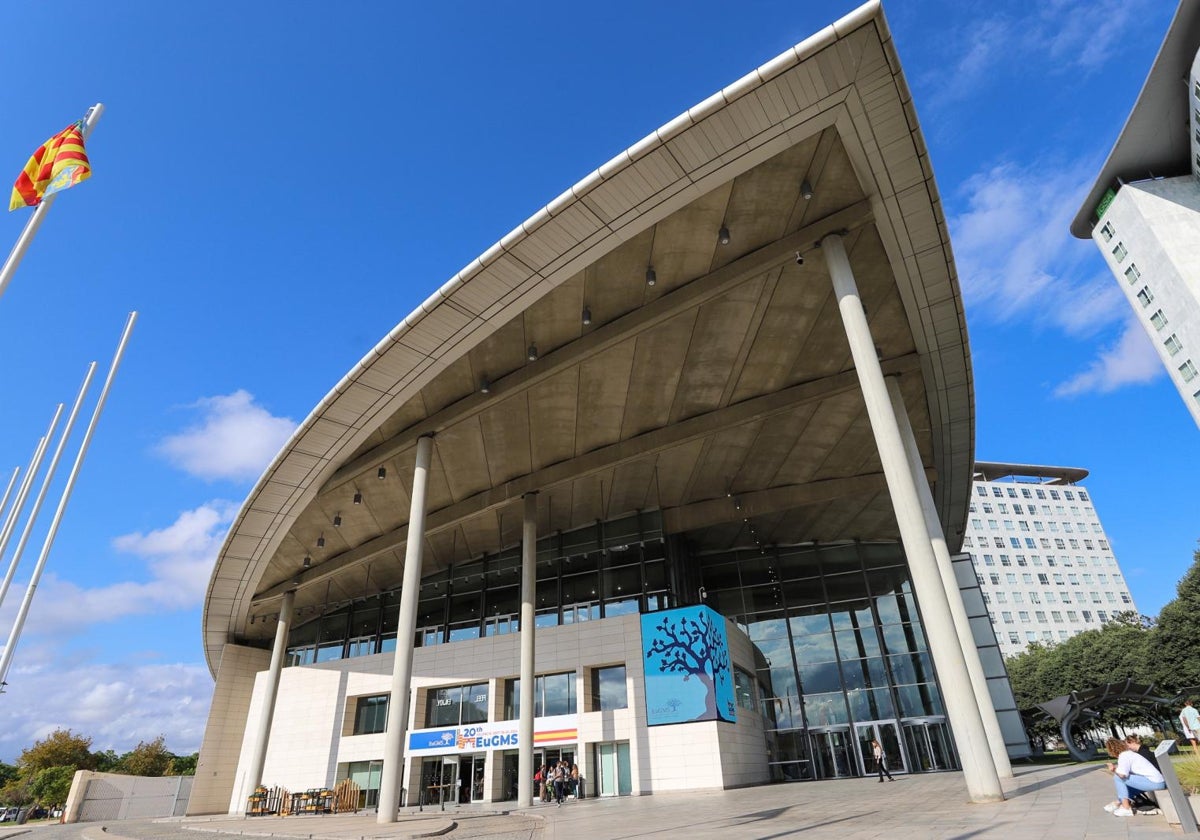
[0, 763, 1186, 840]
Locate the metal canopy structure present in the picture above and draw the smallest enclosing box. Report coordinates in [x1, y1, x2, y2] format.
[202, 0, 975, 677]
[1034, 679, 1180, 762]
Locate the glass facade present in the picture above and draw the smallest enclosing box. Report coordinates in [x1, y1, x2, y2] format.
[696, 540, 955, 782]
[286, 508, 960, 784]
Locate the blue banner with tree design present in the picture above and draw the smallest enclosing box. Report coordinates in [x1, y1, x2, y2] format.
[642, 605, 736, 725]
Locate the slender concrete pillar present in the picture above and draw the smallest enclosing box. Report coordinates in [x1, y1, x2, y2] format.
[823, 233, 1002, 802]
[517, 492, 538, 807]
[886, 376, 1014, 780]
[241, 587, 295, 810]
[377, 435, 434, 824]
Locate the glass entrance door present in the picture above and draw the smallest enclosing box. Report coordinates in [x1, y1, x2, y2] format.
[902, 719, 956, 771]
[855, 721, 905, 776]
[595, 741, 631, 796]
[810, 727, 856, 778]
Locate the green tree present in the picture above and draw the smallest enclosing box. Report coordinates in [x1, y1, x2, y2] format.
[93, 750, 120, 772]
[167, 753, 198, 776]
[1152, 546, 1200, 691]
[29, 766, 74, 807]
[117, 736, 172, 777]
[0, 776, 32, 808]
[17, 729, 96, 776]
[0, 762, 18, 788]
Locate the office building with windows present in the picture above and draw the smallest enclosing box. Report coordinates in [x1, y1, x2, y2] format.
[188, 2, 1027, 820]
[1071, 0, 1200, 429]
[962, 463, 1137, 658]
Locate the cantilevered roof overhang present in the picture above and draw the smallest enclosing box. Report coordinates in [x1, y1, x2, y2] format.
[972, 462, 1089, 485]
[202, 0, 975, 676]
[1071, 0, 1200, 238]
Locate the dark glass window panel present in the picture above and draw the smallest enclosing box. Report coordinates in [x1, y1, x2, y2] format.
[792, 630, 837, 665]
[734, 669, 756, 711]
[561, 570, 599, 604]
[839, 657, 888, 692]
[896, 683, 945, 717]
[354, 695, 388, 734]
[606, 545, 640, 569]
[827, 597, 873, 632]
[593, 665, 628, 711]
[803, 691, 849, 726]
[818, 544, 862, 575]
[448, 590, 481, 626]
[290, 618, 319, 648]
[880, 622, 927, 656]
[486, 585, 518, 618]
[486, 552, 521, 587]
[798, 660, 843, 694]
[846, 686, 895, 720]
[541, 672, 576, 716]
[745, 584, 785, 614]
[788, 613, 832, 637]
[747, 616, 788, 642]
[563, 551, 601, 574]
[504, 679, 519, 719]
[834, 626, 881, 660]
[643, 559, 667, 593]
[642, 539, 666, 562]
[860, 542, 905, 569]
[316, 612, 348, 662]
[739, 555, 781, 587]
[427, 685, 463, 727]
[781, 579, 825, 611]
[536, 578, 559, 620]
[349, 606, 380, 641]
[454, 559, 486, 593]
[887, 651, 935, 684]
[701, 561, 742, 591]
[603, 564, 639, 601]
[462, 683, 489, 724]
[763, 695, 803, 730]
[778, 546, 821, 581]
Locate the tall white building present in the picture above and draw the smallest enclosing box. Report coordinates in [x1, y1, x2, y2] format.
[1071, 0, 1200, 429]
[962, 463, 1137, 658]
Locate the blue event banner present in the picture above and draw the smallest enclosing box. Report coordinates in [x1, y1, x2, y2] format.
[641, 604, 736, 726]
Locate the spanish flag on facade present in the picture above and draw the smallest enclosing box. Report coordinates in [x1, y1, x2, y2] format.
[9, 122, 92, 211]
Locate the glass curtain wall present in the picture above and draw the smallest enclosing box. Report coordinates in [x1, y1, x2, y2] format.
[696, 540, 956, 782]
[286, 512, 669, 665]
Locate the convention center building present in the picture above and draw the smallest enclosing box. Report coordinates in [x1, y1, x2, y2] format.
[188, 0, 1027, 820]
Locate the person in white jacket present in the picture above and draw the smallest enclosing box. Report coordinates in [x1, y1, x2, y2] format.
[1103, 737, 1165, 817]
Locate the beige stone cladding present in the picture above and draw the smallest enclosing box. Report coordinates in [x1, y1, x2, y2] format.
[187, 644, 271, 815]
[226, 612, 768, 810]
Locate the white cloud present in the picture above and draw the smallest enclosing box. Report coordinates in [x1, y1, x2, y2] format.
[1054, 319, 1163, 397]
[0, 502, 236, 638]
[157, 390, 296, 482]
[0, 653, 212, 763]
[950, 160, 1120, 337]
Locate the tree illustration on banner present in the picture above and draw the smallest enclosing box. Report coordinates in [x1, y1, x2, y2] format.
[641, 605, 736, 725]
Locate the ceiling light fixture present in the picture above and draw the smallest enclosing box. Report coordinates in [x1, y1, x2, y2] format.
[527, 343, 538, 362]
[303, 555, 311, 568]
[333, 513, 342, 527]
[645, 266, 656, 286]
[377, 466, 387, 480]
[800, 179, 813, 200]
[353, 491, 363, 505]
[582, 306, 591, 326]
[719, 225, 730, 246]
[317, 533, 325, 548]
[480, 375, 490, 394]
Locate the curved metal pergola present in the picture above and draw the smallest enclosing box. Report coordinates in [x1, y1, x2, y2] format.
[1031, 679, 1190, 761]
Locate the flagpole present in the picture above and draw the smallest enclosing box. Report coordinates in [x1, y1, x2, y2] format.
[0, 407, 63, 610]
[0, 103, 104, 304]
[0, 362, 96, 612]
[0, 311, 135, 689]
[0, 469, 20, 536]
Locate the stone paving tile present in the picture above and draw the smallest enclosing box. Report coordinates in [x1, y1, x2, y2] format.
[4, 763, 1187, 840]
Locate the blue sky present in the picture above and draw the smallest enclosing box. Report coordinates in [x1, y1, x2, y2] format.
[0, 0, 1191, 762]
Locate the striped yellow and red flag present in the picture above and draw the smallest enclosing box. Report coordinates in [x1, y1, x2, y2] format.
[9, 122, 91, 211]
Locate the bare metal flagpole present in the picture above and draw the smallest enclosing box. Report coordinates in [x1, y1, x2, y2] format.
[0, 103, 104, 304]
[0, 469, 21, 537]
[0, 363, 97, 612]
[0, 311, 135, 689]
[0, 407, 64, 609]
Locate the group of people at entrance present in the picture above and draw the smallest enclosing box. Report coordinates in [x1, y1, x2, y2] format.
[534, 761, 579, 806]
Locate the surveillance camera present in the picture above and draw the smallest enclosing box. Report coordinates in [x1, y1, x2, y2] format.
[795, 251, 804, 266]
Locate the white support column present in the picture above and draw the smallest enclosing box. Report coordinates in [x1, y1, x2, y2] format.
[886, 376, 1014, 779]
[241, 587, 295, 808]
[823, 233, 1002, 802]
[378, 435, 434, 824]
[517, 492, 537, 808]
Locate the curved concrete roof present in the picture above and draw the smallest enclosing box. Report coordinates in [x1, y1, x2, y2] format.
[1071, 0, 1200, 238]
[202, 0, 976, 676]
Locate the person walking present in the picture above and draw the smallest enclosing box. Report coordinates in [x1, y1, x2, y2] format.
[553, 760, 568, 806]
[1180, 699, 1200, 752]
[872, 738, 894, 782]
